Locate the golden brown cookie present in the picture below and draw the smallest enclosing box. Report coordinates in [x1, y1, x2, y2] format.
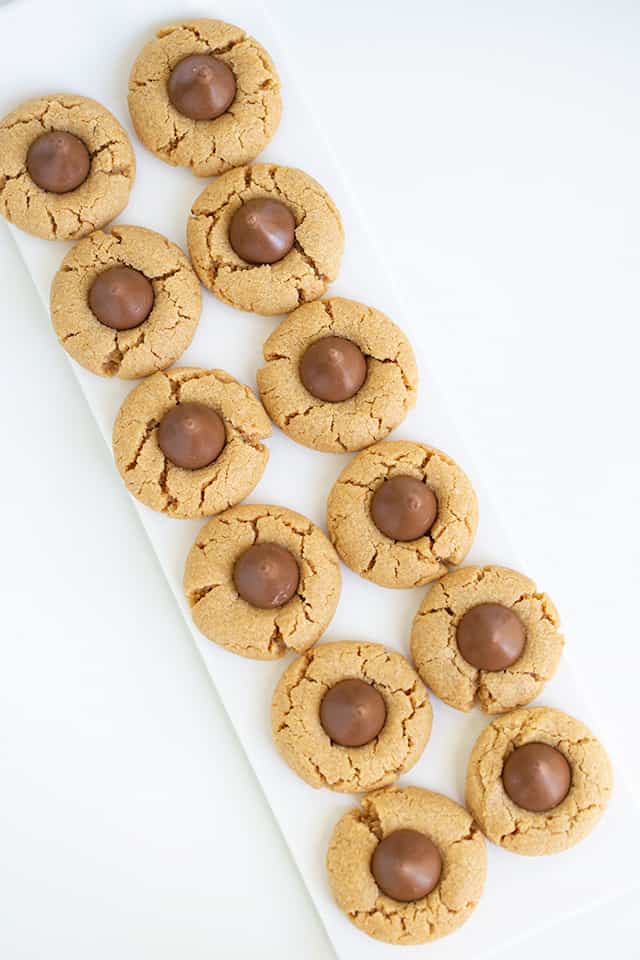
[327, 440, 478, 589]
[327, 786, 486, 945]
[50, 225, 201, 379]
[411, 566, 564, 714]
[112, 367, 270, 519]
[256, 298, 418, 452]
[187, 163, 344, 316]
[128, 19, 281, 177]
[271, 641, 431, 791]
[184, 504, 341, 659]
[0, 94, 135, 240]
[465, 706, 612, 856]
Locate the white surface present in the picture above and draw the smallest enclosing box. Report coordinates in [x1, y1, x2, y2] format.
[1, 1, 639, 958]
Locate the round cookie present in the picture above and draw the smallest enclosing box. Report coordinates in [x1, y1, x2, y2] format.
[465, 706, 612, 855]
[0, 94, 135, 240]
[327, 786, 486, 945]
[257, 298, 418, 452]
[411, 566, 564, 713]
[184, 504, 341, 659]
[128, 19, 281, 177]
[271, 641, 432, 792]
[51, 225, 201, 379]
[187, 163, 344, 316]
[112, 367, 270, 518]
[327, 440, 478, 589]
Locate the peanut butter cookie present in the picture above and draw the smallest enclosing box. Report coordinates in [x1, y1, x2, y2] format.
[187, 163, 344, 316]
[257, 298, 418, 452]
[411, 566, 564, 713]
[0, 94, 135, 240]
[327, 786, 486, 945]
[51, 225, 201, 379]
[465, 706, 612, 855]
[271, 641, 431, 792]
[184, 504, 341, 659]
[128, 18, 281, 177]
[327, 440, 477, 589]
[112, 367, 270, 518]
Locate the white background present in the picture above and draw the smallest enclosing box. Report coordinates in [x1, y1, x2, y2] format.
[1, 1, 639, 957]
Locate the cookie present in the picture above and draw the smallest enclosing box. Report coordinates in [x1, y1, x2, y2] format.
[112, 367, 270, 519]
[128, 18, 281, 177]
[271, 641, 432, 791]
[187, 163, 344, 316]
[411, 566, 564, 714]
[326, 440, 478, 589]
[0, 94, 135, 240]
[183, 504, 341, 659]
[327, 786, 486, 945]
[465, 706, 612, 855]
[50, 225, 201, 379]
[256, 298, 418, 452]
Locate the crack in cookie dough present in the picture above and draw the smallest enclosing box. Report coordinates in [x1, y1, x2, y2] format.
[112, 367, 270, 518]
[0, 94, 135, 240]
[187, 163, 344, 316]
[272, 641, 432, 792]
[183, 504, 340, 659]
[128, 18, 281, 177]
[50, 225, 201, 379]
[257, 298, 418, 452]
[411, 566, 564, 713]
[327, 441, 478, 589]
[327, 786, 486, 944]
[465, 707, 612, 855]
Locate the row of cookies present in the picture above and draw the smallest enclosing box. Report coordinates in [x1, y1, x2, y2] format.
[0, 14, 612, 951]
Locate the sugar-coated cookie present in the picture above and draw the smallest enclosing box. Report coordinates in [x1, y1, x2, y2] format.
[187, 163, 344, 316]
[128, 19, 281, 176]
[327, 440, 477, 589]
[51, 225, 201, 379]
[257, 298, 418, 452]
[465, 706, 612, 855]
[184, 504, 341, 659]
[327, 786, 486, 944]
[112, 367, 270, 518]
[411, 566, 564, 713]
[272, 641, 431, 791]
[0, 94, 134, 240]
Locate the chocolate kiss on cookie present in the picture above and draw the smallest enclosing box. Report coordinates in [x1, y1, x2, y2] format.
[300, 336, 367, 402]
[371, 829, 442, 902]
[457, 603, 526, 671]
[502, 742, 571, 813]
[320, 678, 386, 747]
[229, 198, 296, 265]
[233, 543, 300, 609]
[158, 402, 226, 470]
[168, 54, 236, 120]
[371, 475, 438, 541]
[27, 131, 90, 194]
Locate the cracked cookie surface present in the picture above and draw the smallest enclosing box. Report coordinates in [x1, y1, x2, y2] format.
[327, 786, 486, 944]
[112, 367, 270, 518]
[0, 94, 135, 240]
[257, 298, 418, 451]
[465, 706, 612, 855]
[327, 441, 478, 589]
[128, 18, 281, 177]
[187, 163, 344, 316]
[184, 504, 341, 659]
[50, 225, 201, 379]
[272, 641, 431, 791]
[411, 566, 564, 713]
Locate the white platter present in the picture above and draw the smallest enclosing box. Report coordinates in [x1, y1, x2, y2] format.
[1, 1, 638, 956]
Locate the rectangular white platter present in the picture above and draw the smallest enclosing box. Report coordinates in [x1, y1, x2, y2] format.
[2, 1, 638, 957]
